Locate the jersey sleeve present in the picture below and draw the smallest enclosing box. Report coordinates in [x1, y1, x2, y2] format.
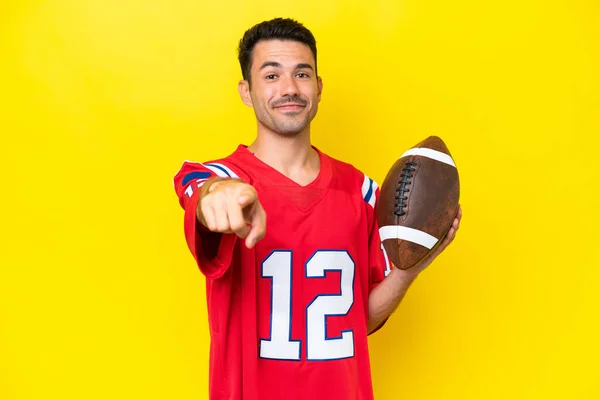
[362, 174, 392, 334]
[173, 160, 241, 279]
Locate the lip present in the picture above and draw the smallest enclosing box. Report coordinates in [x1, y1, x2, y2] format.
[274, 104, 305, 109]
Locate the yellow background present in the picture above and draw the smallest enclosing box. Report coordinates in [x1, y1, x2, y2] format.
[1, 0, 599, 399]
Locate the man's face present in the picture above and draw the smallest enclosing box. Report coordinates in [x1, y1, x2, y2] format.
[239, 40, 323, 136]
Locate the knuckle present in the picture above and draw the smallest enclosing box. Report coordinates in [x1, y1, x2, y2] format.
[200, 196, 212, 208]
[215, 217, 229, 231]
[231, 221, 245, 232]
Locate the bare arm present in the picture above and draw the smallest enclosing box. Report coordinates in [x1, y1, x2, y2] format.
[368, 206, 462, 333]
[368, 268, 419, 333]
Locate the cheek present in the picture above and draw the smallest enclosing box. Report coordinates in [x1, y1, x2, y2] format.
[266, 88, 280, 104]
[303, 83, 318, 101]
[255, 89, 276, 108]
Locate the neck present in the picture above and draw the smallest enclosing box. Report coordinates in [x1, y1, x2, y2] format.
[247, 123, 320, 185]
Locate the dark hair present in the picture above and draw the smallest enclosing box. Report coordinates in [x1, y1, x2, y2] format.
[237, 18, 318, 85]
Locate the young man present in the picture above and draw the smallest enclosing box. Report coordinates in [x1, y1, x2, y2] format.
[174, 18, 461, 400]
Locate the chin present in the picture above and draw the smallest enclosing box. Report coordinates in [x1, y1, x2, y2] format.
[278, 121, 310, 134]
[274, 127, 305, 136]
[266, 118, 309, 136]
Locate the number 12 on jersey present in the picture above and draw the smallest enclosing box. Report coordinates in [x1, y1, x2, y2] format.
[259, 250, 355, 361]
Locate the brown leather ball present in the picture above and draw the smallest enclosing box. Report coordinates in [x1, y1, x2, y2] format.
[376, 136, 460, 270]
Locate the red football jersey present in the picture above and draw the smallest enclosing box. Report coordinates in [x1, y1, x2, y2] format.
[173, 145, 391, 400]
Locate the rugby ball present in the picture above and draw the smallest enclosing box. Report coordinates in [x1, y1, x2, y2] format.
[376, 136, 460, 270]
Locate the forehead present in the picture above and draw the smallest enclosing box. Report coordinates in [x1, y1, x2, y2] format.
[251, 40, 315, 70]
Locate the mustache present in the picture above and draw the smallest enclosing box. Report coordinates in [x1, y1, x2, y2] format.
[271, 96, 308, 107]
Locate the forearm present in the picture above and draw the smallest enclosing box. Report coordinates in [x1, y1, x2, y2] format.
[367, 267, 419, 333]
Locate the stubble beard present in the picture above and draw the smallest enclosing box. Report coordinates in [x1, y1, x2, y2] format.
[256, 106, 316, 137]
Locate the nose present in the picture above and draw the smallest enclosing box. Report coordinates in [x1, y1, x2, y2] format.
[279, 75, 300, 97]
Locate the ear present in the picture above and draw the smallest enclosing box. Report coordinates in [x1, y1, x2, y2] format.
[238, 80, 253, 107]
[317, 76, 323, 103]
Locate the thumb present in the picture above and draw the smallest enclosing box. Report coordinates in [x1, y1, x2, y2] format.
[237, 187, 257, 207]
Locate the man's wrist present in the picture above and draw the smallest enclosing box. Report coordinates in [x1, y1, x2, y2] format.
[388, 265, 420, 286]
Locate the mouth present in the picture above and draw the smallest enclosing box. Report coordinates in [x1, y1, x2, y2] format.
[274, 104, 306, 112]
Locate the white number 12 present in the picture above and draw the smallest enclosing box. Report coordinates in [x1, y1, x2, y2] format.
[259, 250, 355, 361]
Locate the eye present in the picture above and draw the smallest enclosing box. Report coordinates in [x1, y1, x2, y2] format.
[296, 72, 310, 78]
[266, 74, 277, 80]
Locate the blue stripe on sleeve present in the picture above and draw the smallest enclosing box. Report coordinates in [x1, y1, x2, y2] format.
[364, 178, 374, 203]
[182, 171, 211, 186]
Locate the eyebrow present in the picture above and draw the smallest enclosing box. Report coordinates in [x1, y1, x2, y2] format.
[259, 61, 314, 71]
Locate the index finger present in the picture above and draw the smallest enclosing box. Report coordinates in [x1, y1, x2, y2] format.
[245, 203, 267, 249]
